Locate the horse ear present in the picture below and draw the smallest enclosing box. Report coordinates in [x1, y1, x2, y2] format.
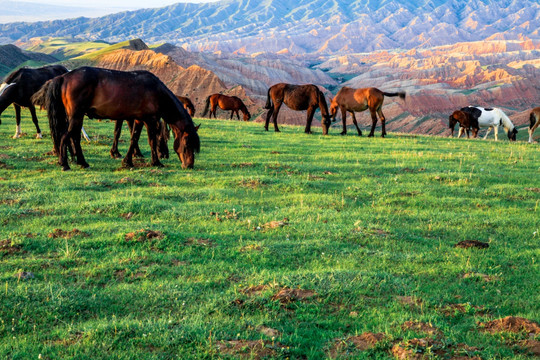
[195, 124, 201, 131]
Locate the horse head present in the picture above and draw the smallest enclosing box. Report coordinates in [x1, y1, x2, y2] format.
[243, 110, 251, 122]
[173, 124, 200, 169]
[507, 127, 518, 141]
[321, 114, 332, 135]
[329, 97, 339, 122]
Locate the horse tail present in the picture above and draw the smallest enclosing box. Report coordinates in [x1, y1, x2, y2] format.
[47, 76, 67, 153]
[530, 112, 537, 129]
[202, 96, 211, 117]
[264, 88, 273, 109]
[383, 91, 406, 99]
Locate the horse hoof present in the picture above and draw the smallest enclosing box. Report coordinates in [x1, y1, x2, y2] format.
[152, 162, 165, 168]
[264, 127, 269, 131]
[340, 132, 346, 136]
[12, 135, 21, 139]
[134, 153, 144, 158]
[62, 166, 71, 171]
[79, 163, 90, 169]
[122, 161, 134, 168]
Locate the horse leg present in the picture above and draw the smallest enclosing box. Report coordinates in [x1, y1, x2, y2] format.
[69, 122, 89, 169]
[351, 112, 362, 136]
[122, 120, 144, 168]
[483, 126, 492, 139]
[145, 119, 164, 168]
[305, 106, 315, 134]
[110, 120, 123, 159]
[13, 104, 21, 139]
[230, 111, 234, 120]
[340, 107, 347, 135]
[236, 110, 240, 120]
[466, 128, 470, 138]
[493, 126, 499, 141]
[29, 106, 42, 139]
[377, 108, 387, 137]
[127, 119, 144, 158]
[529, 121, 540, 143]
[367, 109, 378, 137]
[272, 102, 283, 132]
[264, 107, 274, 131]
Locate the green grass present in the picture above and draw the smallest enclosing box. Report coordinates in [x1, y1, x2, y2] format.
[0, 109, 539, 359]
[25, 38, 111, 61]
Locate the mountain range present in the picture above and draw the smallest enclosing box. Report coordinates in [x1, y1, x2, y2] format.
[1, 0, 539, 56]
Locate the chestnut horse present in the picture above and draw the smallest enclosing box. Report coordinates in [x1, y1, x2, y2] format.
[0, 65, 68, 139]
[31, 66, 200, 171]
[265, 83, 332, 134]
[529, 107, 540, 143]
[449, 110, 479, 138]
[330, 87, 405, 137]
[177, 95, 195, 117]
[202, 94, 250, 121]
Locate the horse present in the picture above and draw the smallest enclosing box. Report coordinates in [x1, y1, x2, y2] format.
[448, 110, 479, 138]
[177, 95, 195, 117]
[459, 106, 517, 141]
[31, 66, 200, 171]
[0, 65, 69, 139]
[264, 83, 332, 134]
[528, 107, 540, 143]
[329, 87, 406, 137]
[202, 94, 250, 121]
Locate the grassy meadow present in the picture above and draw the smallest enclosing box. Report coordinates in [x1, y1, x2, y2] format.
[0, 108, 539, 359]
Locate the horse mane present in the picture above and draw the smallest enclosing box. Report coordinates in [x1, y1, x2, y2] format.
[317, 87, 329, 116]
[496, 108, 515, 130]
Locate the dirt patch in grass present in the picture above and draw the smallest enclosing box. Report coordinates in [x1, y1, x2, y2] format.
[354, 225, 390, 237]
[461, 272, 498, 282]
[391, 338, 448, 359]
[0, 161, 13, 169]
[401, 167, 426, 173]
[185, 237, 215, 247]
[240, 244, 263, 252]
[402, 321, 441, 336]
[210, 209, 239, 221]
[124, 229, 164, 242]
[396, 296, 423, 307]
[271, 288, 317, 304]
[440, 303, 487, 317]
[0, 239, 23, 255]
[52, 331, 84, 346]
[115, 177, 141, 184]
[120, 212, 134, 220]
[256, 325, 280, 338]
[255, 218, 289, 230]
[454, 240, 489, 249]
[216, 340, 285, 359]
[231, 162, 255, 168]
[308, 174, 325, 180]
[519, 339, 540, 356]
[48, 228, 89, 239]
[479, 316, 540, 334]
[238, 178, 266, 189]
[240, 284, 272, 296]
[329, 332, 385, 358]
[525, 187, 540, 192]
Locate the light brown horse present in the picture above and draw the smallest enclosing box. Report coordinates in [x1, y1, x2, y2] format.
[449, 110, 479, 138]
[529, 107, 540, 143]
[202, 94, 251, 121]
[177, 95, 195, 117]
[265, 83, 332, 134]
[330, 87, 405, 137]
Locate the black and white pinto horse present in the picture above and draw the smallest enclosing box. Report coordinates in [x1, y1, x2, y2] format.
[459, 106, 517, 141]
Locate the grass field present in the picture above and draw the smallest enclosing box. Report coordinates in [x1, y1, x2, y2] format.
[0, 109, 539, 359]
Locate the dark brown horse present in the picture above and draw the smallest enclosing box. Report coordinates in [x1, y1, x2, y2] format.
[31, 66, 200, 171]
[202, 94, 251, 121]
[0, 65, 68, 139]
[449, 110, 479, 138]
[265, 83, 332, 134]
[177, 95, 196, 117]
[330, 87, 405, 137]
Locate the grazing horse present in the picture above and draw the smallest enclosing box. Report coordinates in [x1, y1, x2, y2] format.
[459, 106, 517, 141]
[31, 66, 200, 171]
[448, 110, 479, 138]
[0, 65, 68, 139]
[330, 87, 405, 137]
[177, 95, 195, 117]
[265, 83, 332, 134]
[528, 107, 540, 143]
[202, 94, 250, 121]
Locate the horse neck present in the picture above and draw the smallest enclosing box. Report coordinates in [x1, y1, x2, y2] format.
[498, 110, 514, 130]
[318, 91, 329, 116]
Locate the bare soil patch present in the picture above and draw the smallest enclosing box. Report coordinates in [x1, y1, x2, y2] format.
[238, 178, 266, 189]
[216, 340, 285, 359]
[124, 229, 164, 242]
[271, 288, 317, 304]
[329, 332, 385, 358]
[0, 239, 23, 255]
[461, 272, 498, 282]
[240, 244, 263, 252]
[396, 296, 423, 307]
[240, 284, 271, 296]
[454, 240, 489, 249]
[440, 303, 487, 317]
[185, 237, 215, 247]
[256, 218, 289, 230]
[479, 316, 540, 334]
[48, 228, 89, 239]
[231, 162, 255, 168]
[519, 339, 540, 356]
[525, 187, 540, 192]
[256, 325, 280, 338]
